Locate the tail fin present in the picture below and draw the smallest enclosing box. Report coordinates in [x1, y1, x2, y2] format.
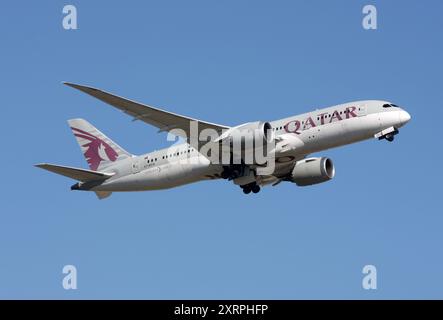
[68, 118, 132, 171]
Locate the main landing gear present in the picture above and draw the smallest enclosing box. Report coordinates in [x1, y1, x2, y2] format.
[241, 182, 260, 194]
[220, 164, 261, 195]
[221, 164, 245, 180]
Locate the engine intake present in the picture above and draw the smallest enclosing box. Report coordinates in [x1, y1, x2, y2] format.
[290, 157, 335, 186]
[216, 121, 274, 146]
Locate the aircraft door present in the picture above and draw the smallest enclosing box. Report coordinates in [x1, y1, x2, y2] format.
[357, 104, 367, 116]
[132, 158, 141, 174]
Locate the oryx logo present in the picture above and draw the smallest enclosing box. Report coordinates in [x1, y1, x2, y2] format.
[72, 127, 118, 170]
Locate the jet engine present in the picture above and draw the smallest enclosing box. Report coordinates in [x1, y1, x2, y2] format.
[290, 157, 335, 186]
[216, 121, 274, 179]
[215, 121, 274, 146]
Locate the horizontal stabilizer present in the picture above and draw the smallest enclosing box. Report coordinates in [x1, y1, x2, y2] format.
[35, 163, 114, 182]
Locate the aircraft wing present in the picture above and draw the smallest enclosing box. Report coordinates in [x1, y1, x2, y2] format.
[64, 83, 229, 140]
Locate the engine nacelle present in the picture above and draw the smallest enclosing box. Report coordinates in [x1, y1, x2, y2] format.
[290, 157, 335, 186]
[216, 121, 274, 146]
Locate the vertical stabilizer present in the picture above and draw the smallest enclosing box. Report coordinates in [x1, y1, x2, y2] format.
[68, 118, 131, 171]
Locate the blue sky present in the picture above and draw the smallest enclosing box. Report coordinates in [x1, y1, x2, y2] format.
[0, 0, 442, 299]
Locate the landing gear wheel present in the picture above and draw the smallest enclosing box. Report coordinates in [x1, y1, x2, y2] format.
[221, 171, 230, 179]
[243, 187, 251, 194]
[385, 134, 394, 142]
[252, 185, 261, 193]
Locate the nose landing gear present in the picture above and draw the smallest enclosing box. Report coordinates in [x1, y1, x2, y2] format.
[375, 126, 399, 143]
[384, 133, 395, 142]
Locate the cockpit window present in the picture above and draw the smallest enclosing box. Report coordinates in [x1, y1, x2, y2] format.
[383, 103, 401, 108]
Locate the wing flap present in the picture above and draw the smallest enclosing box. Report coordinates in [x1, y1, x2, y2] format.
[95, 191, 112, 199]
[35, 163, 114, 182]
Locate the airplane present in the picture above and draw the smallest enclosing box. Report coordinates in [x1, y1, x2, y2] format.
[35, 82, 411, 199]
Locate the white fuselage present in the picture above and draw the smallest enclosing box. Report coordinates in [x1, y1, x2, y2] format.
[92, 100, 410, 192]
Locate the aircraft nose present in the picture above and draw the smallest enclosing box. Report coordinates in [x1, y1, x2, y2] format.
[399, 110, 411, 126]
